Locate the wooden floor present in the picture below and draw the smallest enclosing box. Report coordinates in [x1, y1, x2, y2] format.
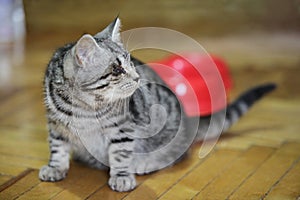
[0, 30, 300, 199]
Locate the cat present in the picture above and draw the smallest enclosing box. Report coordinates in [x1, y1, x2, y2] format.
[39, 17, 276, 192]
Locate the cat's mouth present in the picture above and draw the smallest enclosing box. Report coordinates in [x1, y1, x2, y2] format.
[120, 82, 135, 90]
[120, 80, 139, 96]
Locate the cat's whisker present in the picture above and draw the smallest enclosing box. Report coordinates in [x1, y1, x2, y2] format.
[117, 99, 124, 115]
[124, 31, 134, 50]
[128, 41, 145, 52]
[137, 80, 152, 96]
[137, 87, 151, 97]
[137, 78, 150, 86]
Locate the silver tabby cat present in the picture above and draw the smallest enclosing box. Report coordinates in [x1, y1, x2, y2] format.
[39, 18, 276, 192]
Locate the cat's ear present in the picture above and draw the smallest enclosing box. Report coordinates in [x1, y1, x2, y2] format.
[94, 17, 122, 44]
[74, 34, 100, 67]
[110, 17, 122, 43]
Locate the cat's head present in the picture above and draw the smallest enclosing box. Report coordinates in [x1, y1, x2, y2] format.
[63, 18, 140, 103]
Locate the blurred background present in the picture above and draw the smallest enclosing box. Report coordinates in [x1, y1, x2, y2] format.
[0, 0, 300, 124]
[24, 0, 300, 66]
[0, 0, 299, 132]
[1, 0, 299, 98]
[24, 0, 300, 36]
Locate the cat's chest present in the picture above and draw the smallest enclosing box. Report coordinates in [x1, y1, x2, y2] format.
[68, 115, 126, 139]
[65, 118, 108, 146]
[68, 117, 109, 134]
[53, 111, 124, 147]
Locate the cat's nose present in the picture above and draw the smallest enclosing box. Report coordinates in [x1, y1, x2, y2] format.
[132, 73, 140, 82]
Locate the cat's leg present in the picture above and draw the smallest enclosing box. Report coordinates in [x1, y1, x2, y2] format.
[39, 129, 70, 182]
[108, 137, 136, 192]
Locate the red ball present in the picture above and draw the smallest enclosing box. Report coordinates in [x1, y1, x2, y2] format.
[149, 53, 232, 117]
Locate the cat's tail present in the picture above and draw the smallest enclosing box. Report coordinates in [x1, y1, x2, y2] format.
[222, 83, 277, 131]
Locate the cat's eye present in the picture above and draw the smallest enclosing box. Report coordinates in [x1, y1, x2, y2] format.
[112, 63, 126, 76]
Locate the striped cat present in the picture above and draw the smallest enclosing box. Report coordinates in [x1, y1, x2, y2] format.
[39, 18, 276, 192]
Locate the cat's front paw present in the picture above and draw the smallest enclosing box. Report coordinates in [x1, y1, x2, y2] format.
[108, 174, 136, 192]
[39, 165, 68, 182]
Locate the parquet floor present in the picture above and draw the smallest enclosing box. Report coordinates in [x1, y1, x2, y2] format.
[0, 32, 299, 199]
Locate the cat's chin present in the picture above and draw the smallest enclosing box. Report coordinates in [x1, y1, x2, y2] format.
[119, 81, 139, 98]
[104, 88, 137, 102]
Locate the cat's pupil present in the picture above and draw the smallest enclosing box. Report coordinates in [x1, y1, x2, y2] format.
[112, 63, 126, 76]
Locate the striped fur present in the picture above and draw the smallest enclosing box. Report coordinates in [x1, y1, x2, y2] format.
[192, 83, 277, 141]
[39, 18, 276, 192]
